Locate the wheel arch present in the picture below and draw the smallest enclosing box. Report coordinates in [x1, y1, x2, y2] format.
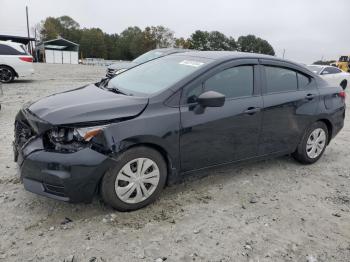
[317, 118, 333, 144]
[0, 64, 18, 77]
[120, 141, 179, 186]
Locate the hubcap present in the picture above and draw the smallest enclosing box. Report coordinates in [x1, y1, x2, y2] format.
[115, 158, 160, 204]
[306, 128, 326, 159]
[0, 68, 12, 83]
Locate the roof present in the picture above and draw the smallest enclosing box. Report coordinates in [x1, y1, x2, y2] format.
[174, 51, 275, 60]
[37, 38, 79, 51]
[0, 35, 35, 45]
[0, 40, 25, 47]
[42, 38, 79, 47]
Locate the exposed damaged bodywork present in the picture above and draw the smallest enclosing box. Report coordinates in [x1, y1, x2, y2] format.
[13, 84, 180, 203]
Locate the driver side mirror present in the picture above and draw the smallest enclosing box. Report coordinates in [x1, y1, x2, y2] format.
[321, 70, 330, 75]
[198, 91, 225, 108]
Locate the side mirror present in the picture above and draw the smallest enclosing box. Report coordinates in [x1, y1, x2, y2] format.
[321, 70, 329, 75]
[198, 91, 225, 108]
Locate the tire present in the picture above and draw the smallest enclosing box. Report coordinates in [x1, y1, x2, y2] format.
[101, 146, 167, 211]
[292, 122, 328, 164]
[340, 80, 347, 90]
[0, 66, 15, 83]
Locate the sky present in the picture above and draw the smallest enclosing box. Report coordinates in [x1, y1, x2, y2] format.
[0, 0, 349, 64]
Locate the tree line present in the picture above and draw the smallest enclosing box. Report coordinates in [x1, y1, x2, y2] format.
[37, 16, 275, 60]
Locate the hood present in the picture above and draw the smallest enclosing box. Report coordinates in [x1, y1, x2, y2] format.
[28, 84, 148, 125]
[108, 61, 136, 70]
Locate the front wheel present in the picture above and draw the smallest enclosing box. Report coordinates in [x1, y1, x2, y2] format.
[101, 147, 167, 211]
[292, 122, 328, 164]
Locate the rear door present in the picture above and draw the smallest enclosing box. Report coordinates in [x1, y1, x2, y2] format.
[259, 60, 319, 155]
[180, 59, 263, 172]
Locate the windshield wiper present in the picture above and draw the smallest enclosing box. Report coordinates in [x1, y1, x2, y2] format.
[107, 87, 129, 95]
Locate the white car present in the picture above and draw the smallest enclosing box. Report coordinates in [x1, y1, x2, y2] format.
[306, 65, 350, 89]
[0, 40, 34, 83]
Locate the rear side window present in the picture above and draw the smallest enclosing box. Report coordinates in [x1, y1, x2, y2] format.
[204, 66, 254, 99]
[0, 44, 25, 55]
[265, 66, 297, 93]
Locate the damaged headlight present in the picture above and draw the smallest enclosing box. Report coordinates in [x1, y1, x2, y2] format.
[48, 125, 107, 144]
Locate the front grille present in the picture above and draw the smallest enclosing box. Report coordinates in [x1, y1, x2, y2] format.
[43, 183, 65, 197]
[106, 68, 116, 78]
[14, 120, 34, 148]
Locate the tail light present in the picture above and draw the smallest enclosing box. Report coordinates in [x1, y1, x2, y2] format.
[339, 90, 346, 98]
[19, 56, 33, 62]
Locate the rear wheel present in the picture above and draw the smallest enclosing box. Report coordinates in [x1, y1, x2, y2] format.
[0, 66, 15, 83]
[101, 147, 167, 211]
[292, 122, 328, 164]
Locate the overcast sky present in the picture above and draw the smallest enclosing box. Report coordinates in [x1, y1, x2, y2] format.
[0, 0, 349, 63]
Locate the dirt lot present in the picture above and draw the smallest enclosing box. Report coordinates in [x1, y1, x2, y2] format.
[0, 63, 349, 262]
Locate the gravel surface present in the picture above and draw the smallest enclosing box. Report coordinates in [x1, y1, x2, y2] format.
[0, 63, 349, 262]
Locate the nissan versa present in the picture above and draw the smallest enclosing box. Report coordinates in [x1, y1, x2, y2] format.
[13, 52, 346, 211]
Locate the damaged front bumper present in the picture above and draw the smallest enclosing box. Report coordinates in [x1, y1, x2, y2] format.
[13, 110, 114, 203]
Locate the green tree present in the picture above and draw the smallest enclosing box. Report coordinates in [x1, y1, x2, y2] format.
[174, 37, 191, 49]
[188, 30, 210, 50]
[40, 17, 63, 40]
[80, 28, 107, 58]
[237, 35, 275, 55]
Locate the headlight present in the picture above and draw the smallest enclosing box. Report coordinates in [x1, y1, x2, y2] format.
[48, 125, 107, 143]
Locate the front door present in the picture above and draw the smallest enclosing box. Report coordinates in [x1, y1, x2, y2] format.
[179, 60, 263, 172]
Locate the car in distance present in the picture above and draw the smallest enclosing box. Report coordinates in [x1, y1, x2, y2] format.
[307, 65, 350, 90]
[14, 51, 346, 211]
[0, 40, 34, 83]
[105, 48, 190, 78]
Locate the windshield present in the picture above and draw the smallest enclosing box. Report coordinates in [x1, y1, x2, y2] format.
[306, 65, 323, 74]
[108, 55, 211, 95]
[132, 50, 167, 64]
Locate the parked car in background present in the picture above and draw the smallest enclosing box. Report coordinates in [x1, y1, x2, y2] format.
[307, 65, 350, 89]
[105, 48, 191, 78]
[14, 52, 345, 211]
[0, 40, 34, 83]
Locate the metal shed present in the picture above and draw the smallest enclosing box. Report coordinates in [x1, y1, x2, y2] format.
[36, 38, 79, 64]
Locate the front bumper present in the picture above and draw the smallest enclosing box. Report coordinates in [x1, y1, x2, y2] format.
[15, 137, 114, 203]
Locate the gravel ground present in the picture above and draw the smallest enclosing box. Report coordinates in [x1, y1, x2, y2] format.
[0, 63, 349, 262]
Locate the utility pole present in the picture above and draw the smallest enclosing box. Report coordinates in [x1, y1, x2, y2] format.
[282, 49, 286, 59]
[26, 6, 32, 55]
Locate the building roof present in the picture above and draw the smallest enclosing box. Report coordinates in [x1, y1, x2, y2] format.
[37, 37, 79, 51]
[0, 35, 35, 45]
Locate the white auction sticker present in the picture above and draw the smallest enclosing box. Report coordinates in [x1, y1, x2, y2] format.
[179, 60, 205, 67]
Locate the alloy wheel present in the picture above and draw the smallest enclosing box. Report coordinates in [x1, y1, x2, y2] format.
[115, 158, 160, 204]
[0, 67, 13, 83]
[306, 128, 326, 159]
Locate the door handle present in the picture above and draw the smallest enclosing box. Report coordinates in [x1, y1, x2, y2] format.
[244, 107, 261, 114]
[305, 93, 316, 100]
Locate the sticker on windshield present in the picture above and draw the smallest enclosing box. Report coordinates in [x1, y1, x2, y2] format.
[179, 60, 205, 67]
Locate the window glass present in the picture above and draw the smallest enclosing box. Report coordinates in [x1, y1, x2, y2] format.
[108, 55, 211, 95]
[298, 73, 311, 89]
[204, 66, 254, 98]
[265, 66, 297, 93]
[324, 67, 341, 74]
[0, 44, 24, 55]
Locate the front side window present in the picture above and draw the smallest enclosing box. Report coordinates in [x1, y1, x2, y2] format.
[265, 66, 297, 93]
[204, 66, 254, 99]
